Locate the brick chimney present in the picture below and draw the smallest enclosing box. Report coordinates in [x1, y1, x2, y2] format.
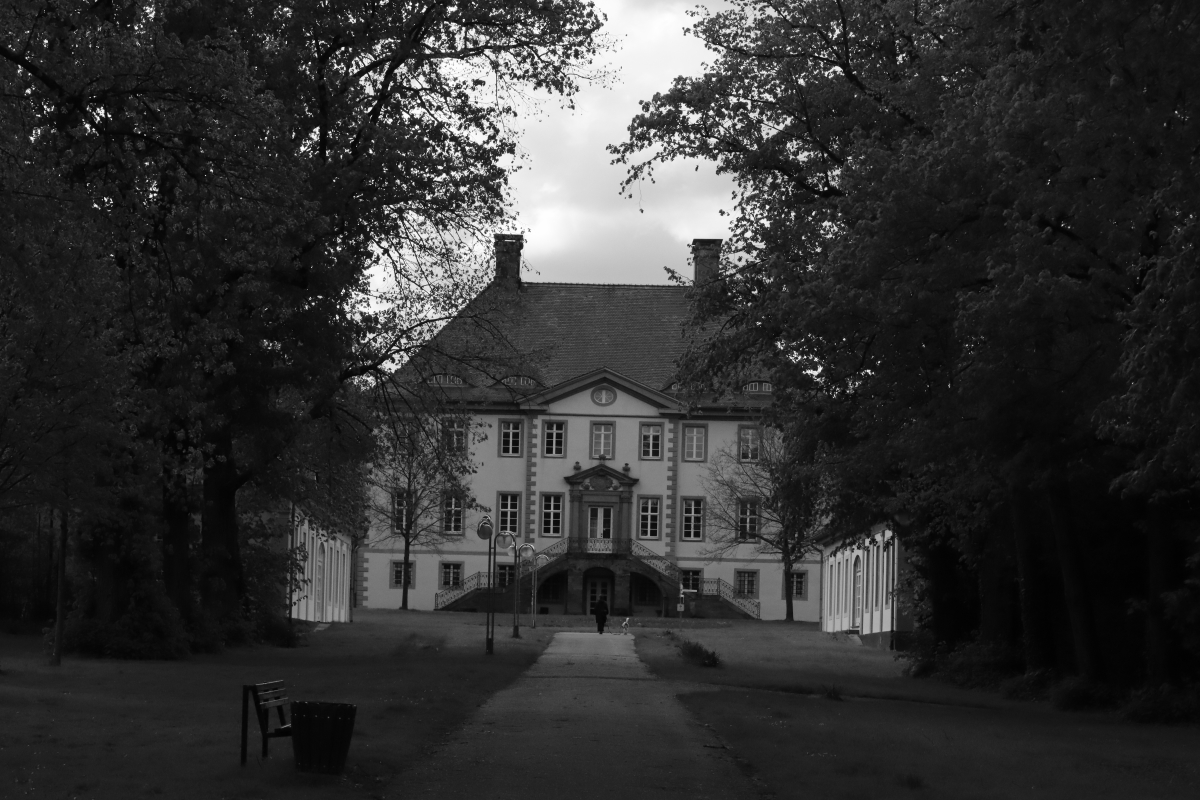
[494, 233, 523, 286]
[691, 238, 722, 285]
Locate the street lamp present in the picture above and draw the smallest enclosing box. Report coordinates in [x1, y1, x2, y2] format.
[513, 543, 535, 634]
[496, 532, 519, 638]
[532, 553, 551, 629]
[477, 515, 495, 655]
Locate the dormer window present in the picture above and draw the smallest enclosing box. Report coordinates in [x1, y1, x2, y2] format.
[744, 381, 773, 393]
[430, 374, 463, 386]
[501, 375, 537, 388]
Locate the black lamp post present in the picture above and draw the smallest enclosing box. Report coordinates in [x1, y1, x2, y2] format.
[477, 515, 495, 654]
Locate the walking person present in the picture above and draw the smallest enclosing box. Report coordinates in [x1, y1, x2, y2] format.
[594, 597, 609, 634]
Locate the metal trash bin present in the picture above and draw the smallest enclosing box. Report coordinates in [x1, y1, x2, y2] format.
[291, 701, 357, 774]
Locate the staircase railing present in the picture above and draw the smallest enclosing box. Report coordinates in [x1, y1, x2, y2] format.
[630, 540, 680, 582]
[701, 577, 761, 619]
[434, 538, 571, 609]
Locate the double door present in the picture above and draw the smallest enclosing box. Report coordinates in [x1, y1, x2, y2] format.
[588, 506, 613, 539]
[587, 578, 612, 614]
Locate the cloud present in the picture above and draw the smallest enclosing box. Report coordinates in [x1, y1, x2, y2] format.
[507, 0, 735, 284]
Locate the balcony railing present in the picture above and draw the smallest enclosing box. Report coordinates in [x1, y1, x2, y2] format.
[433, 538, 570, 609]
[630, 540, 679, 582]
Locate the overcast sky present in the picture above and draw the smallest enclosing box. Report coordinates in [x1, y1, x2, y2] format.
[507, 0, 734, 285]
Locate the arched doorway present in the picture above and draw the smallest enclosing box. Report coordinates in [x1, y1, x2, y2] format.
[315, 544, 326, 622]
[630, 572, 663, 615]
[536, 571, 568, 615]
[582, 567, 614, 614]
[852, 556, 863, 629]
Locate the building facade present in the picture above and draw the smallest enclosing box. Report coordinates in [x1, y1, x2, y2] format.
[289, 504, 353, 624]
[358, 236, 822, 621]
[820, 525, 911, 647]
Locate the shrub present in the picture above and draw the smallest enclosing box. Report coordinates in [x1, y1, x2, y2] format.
[820, 684, 844, 701]
[1051, 677, 1119, 711]
[1123, 685, 1200, 724]
[1000, 669, 1058, 701]
[678, 638, 721, 667]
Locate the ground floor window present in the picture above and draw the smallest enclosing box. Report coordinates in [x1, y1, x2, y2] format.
[440, 562, 462, 588]
[786, 571, 806, 600]
[735, 570, 758, 597]
[498, 563, 516, 587]
[390, 560, 414, 588]
[680, 569, 702, 592]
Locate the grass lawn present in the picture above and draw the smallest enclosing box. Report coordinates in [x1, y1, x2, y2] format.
[0, 610, 553, 800]
[636, 628, 1200, 799]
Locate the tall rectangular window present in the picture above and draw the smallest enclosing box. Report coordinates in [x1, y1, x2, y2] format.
[680, 569, 702, 592]
[738, 499, 760, 541]
[681, 498, 704, 540]
[591, 422, 614, 459]
[497, 564, 515, 587]
[639, 497, 661, 539]
[443, 495, 463, 534]
[735, 570, 758, 597]
[541, 494, 563, 536]
[391, 490, 407, 532]
[390, 561, 414, 588]
[683, 425, 706, 461]
[500, 420, 522, 456]
[442, 420, 466, 453]
[498, 493, 520, 534]
[738, 427, 761, 462]
[543, 421, 565, 457]
[787, 571, 806, 599]
[440, 562, 462, 587]
[640, 424, 662, 459]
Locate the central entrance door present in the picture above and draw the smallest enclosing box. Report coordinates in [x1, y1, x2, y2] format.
[587, 578, 612, 614]
[588, 506, 613, 539]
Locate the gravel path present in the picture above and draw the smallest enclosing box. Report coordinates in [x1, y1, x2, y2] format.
[400, 632, 759, 799]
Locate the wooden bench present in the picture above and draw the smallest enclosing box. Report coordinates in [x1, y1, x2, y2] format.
[240, 681, 293, 765]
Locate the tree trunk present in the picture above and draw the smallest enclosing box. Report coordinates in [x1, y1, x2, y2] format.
[1143, 507, 1172, 686]
[1046, 480, 1100, 681]
[200, 430, 244, 625]
[50, 504, 69, 667]
[161, 462, 193, 622]
[401, 536, 411, 610]
[1008, 488, 1054, 671]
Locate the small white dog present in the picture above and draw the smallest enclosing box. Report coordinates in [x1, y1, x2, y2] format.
[621, 617, 630, 635]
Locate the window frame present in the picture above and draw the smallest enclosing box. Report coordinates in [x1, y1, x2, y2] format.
[590, 420, 615, 460]
[391, 489, 407, 533]
[498, 418, 524, 458]
[389, 560, 415, 589]
[441, 419, 467, 454]
[442, 494, 464, 535]
[440, 562, 463, 588]
[784, 570, 808, 600]
[638, 421, 663, 460]
[540, 492, 565, 537]
[497, 492, 522, 535]
[680, 497, 705, 541]
[542, 419, 567, 458]
[682, 424, 708, 462]
[737, 425, 762, 462]
[637, 495, 662, 539]
[680, 569, 702, 592]
[497, 563, 516, 587]
[734, 569, 760, 598]
[737, 498, 761, 541]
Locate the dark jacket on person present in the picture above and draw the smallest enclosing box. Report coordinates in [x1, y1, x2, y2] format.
[594, 599, 609, 621]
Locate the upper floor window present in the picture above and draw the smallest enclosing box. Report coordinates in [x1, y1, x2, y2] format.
[500, 420, 522, 456]
[639, 497, 661, 539]
[498, 493, 520, 534]
[681, 498, 704, 540]
[391, 490, 408, 532]
[442, 420, 466, 453]
[744, 381, 773, 393]
[683, 425, 707, 461]
[640, 424, 662, 459]
[544, 421, 565, 457]
[738, 427, 761, 462]
[443, 495, 463, 534]
[430, 373, 463, 386]
[541, 494, 563, 537]
[591, 422, 614, 459]
[738, 499, 760, 541]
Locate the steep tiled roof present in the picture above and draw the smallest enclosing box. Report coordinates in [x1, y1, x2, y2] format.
[415, 281, 696, 393]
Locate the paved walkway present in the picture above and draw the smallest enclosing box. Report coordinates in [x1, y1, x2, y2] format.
[400, 632, 759, 799]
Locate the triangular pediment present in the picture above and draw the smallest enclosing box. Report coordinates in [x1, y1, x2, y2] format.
[564, 462, 639, 490]
[519, 368, 681, 412]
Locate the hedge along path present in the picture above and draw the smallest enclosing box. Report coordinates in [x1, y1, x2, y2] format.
[399, 632, 758, 800]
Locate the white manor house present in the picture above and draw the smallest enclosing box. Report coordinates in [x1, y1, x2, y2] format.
[351, 236, 908, 636]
